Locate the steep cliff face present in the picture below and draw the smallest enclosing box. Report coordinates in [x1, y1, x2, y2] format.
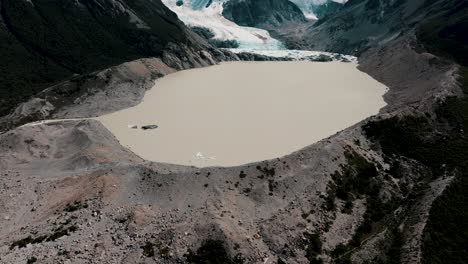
[0, 0, 207, 117]
[221, 0, 307, 29]
[312, 0, 344, 19]
[290, 0, 345, 19]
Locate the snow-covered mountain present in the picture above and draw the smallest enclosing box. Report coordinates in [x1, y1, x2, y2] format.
[162, 0, 352, 56]
[162, 0, 285, 50]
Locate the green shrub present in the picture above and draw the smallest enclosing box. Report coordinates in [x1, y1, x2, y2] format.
[141, 242, 155, 257]
[26, 257, 37, 264]
[185, 239, 244, 264]
[303, 232, 322, 264]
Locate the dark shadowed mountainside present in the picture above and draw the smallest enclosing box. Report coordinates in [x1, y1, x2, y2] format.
[311, 0, 344, 20]
[276, 0, 467, 55]
[0, 0, 205, 117]
[222, 0, 307, 29]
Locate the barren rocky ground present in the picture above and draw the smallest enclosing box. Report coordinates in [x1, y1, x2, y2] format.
[0, 31, 461, 263]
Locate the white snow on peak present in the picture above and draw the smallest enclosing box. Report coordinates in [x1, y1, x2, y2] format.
[161, 0, 285, 50]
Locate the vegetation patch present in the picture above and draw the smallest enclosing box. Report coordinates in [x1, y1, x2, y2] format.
[239, 171, 247, 178]
[331, 243, 352, 264]
[386, 228, 403, 264]
[268, 179, 278, 195]
[46, 225, 78, 242]
[64, 201, 88, 212]
[302, 232, 323, 264]
[256, 165, 276, 177]
[185, 239, 244, 264]
[332, 151, 379, 201]
[10, 235, 48, 250]
[142, 242, 155, 257]
[141, 241, 171, 258]
[26, 257, 38, 264]
[327, 149, 401, 260]
[10, 224, 78, 249]
[363, 67, 468, 263]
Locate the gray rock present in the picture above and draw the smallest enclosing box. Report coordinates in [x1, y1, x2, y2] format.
[141, 125, 158, 130]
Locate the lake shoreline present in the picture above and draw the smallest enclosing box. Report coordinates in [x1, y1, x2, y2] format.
[98, 61, 387, 167]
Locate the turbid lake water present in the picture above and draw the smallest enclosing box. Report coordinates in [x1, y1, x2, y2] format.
[97, 61, 387, 167]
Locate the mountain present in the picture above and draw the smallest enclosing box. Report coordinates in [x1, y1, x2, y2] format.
[290, 0, 346, 19]
[221, 0, 307, 29]
[161, 0, 286, 50]
[0, 0, 467, 263]
[0, 0, 214, 118]
[278, 0, 467, 55]
[311, 0, 345, 19]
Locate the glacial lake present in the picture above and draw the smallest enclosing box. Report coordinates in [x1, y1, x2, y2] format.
[97, 61, 387, 167]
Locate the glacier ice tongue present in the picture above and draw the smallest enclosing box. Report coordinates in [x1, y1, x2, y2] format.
[162, 0, 285, 50]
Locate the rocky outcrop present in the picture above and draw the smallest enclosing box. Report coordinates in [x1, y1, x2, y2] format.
[222, 0, 307, 29]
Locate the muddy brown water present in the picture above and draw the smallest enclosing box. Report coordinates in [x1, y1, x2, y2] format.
[98, 61, 387, 167]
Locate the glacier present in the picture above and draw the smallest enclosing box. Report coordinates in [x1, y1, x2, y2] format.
[162, 0, 355, 61]
[162, 0, 285, 50]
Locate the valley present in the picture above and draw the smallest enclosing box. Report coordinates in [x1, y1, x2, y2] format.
[0, 0, 466, 263]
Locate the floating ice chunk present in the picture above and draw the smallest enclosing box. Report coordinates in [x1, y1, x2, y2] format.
[194, 152, 216, 160]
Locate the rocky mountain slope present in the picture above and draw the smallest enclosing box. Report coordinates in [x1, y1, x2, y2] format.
[310, 1, 344, 20]
[222, 0, 307, 29]
[290, 0, 345, 20]
[0, 0, 218, 118]
[275, 0, 467, 54]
